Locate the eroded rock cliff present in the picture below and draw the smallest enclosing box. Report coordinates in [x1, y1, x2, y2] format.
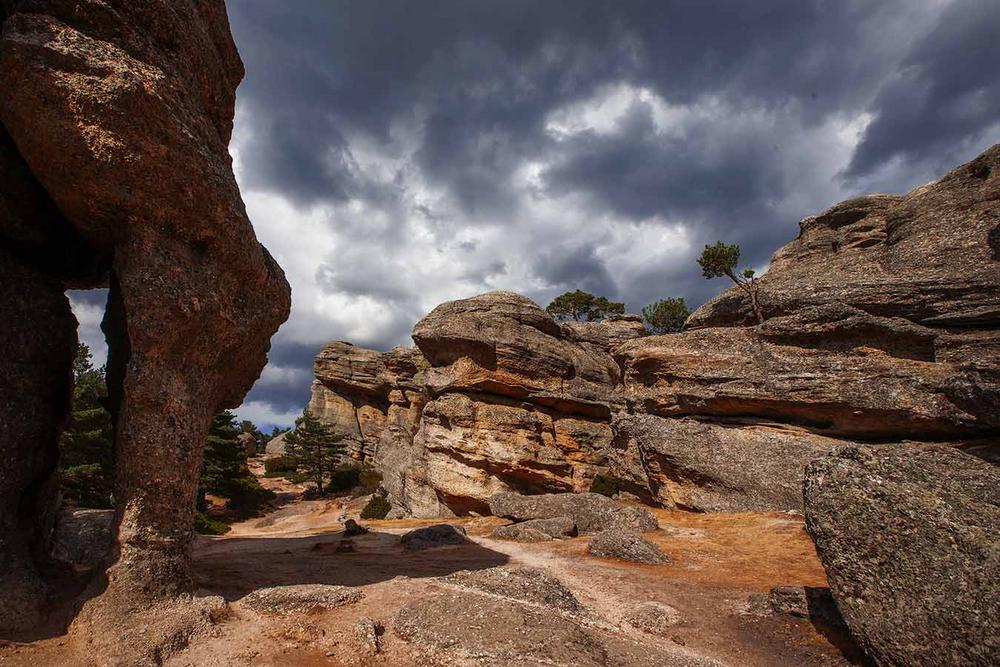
[0, 0, 290, 654]
[306, 146, 999, 519]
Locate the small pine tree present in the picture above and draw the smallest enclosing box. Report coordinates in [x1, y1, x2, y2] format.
[283, 410, 344, 495]
[199, 411, 274, 517]
[200, 411, 245, 504]
[698, 241, 764, 324]
[641, 297, 690, 334]
[546, 290, 626, 322]
[59, 343, 115, 508]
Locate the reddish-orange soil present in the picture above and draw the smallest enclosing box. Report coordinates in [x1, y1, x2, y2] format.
[0, 488, 858, 667]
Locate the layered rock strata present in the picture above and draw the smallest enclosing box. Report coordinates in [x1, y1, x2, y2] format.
[308, 146, 999, 519]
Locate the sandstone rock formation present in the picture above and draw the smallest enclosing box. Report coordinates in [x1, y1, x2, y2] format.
[309, 342, 428, 463]
[0, 0, 290, 649]
[804, 445, 1000, 666]
[305, 145, 999, 521]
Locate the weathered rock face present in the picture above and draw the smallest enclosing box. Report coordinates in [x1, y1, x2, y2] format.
[804, 446, 1000, 666]
[309, 342, 428, 463]
[618, 304, 999, 441]
[308, 146, 999, 520]
[689, 145, 1000, 329]
[610, 414, 845, 512]
[0, 0, 290, 647]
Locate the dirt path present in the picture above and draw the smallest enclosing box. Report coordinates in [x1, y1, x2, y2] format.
[0, 491, 858, 667]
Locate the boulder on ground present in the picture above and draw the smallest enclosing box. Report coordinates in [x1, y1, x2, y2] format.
[400, 524, 468, 551]
[490, 516, 577, 542]
[343, 519, 367, 536]
[625, 601, 682, 635]
[240, 584, 363, 615]
[587, 530, 669, 565]
[51, 508, 114, 570]
[237, 432, 257, 457]
[444, 566, 584, 614]
[265, 431, 290, 456]
[804, 445, 1000, 667]
[489, 492, 658, 534]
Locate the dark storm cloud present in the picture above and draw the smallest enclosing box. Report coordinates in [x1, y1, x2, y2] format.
[223, 0, 1000, 426]
[532, 244, 619, 298]
[847, 0, 1000, 179]
[227, 0, 919, 213]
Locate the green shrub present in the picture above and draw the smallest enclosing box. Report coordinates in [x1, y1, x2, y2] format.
[589, 475, 619, 498]
[264, 455, 298, 475]
[329, 465, 362, 492]
[222, 475, 275, 518]
[359, 466, 382, 494]
[194, 511, 230, 535]
[360, 494, 391, 520]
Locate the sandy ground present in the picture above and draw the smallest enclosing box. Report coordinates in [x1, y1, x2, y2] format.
[0, 472, 860, 667]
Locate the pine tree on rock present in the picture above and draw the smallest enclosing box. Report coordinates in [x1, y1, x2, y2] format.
[59, 343, 115, 508]
[283, 410, 344, 495]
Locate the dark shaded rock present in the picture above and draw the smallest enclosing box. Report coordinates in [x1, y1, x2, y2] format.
[490, 516, 577, 542]
[0, 249, 76, 636]
[240, 585, 363, 615]
[400, 524, 468, 551]
[804, 445, 1000, 666]
[610, 414, 841, 512]
[395, 589, 722, 667]
[587, 530, 669, 565]
[625, 601, 683, 635]
[343, 519, 367, 537]
[444, 565, 584, 614]
[489, 492, 658, 534]
[51, 509, 114, 571]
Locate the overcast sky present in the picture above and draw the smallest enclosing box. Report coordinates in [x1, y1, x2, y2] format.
[70, 0, 1000, 430]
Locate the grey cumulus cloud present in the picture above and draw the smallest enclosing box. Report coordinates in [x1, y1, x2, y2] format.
[71, 1, 1000, 429]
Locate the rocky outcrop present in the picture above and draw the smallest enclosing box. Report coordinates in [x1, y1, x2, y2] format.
[310, 342, 428, 463]
[689, 145, 1000, 329]
[804, 446, 1000, 666]
[307, 146, 999, 520]
[0, 0, 289, 648]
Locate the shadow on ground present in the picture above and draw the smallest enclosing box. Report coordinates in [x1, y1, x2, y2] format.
[805, 587, 873, 666]
[192, 529, 509, 600]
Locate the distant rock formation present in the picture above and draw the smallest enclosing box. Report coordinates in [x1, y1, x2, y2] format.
[0, 0, 289, 652]
[308, 145, 999, 519]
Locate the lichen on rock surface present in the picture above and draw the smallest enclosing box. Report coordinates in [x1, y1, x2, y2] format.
[804, 445, 1000, 666]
